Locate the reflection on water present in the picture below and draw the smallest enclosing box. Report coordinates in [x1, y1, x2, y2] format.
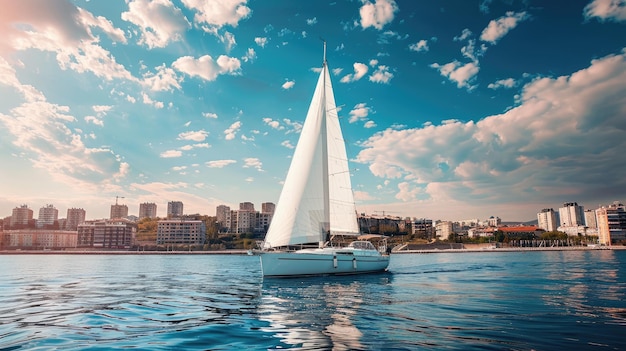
[0, 251, 625, 350]
[259, 274, 392, 350]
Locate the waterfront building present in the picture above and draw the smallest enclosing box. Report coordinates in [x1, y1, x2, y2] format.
[139, 202, 158, 219]
[596, 202, 626, 246]
[2, 229, 77, 249]
[412, 218, 434, 239]
[78, 219, 136, 248]
[537, 208, 559, 232]
[167, 201, 184, 218]
[216, 205, 231, 232]
[468, 227, 496, 238]
[435, 221, 454, 240]
[10, 205, 33, 228]
[584, 209, 597, 228]
[234, 207, 256, 234]
[255, 212, 273, 233]
[66, 208, 86, 231]
[37, 204, 58, 228]
[559, 202, 585, 227]
[157, 219, 206, 245]
[110, 203, 129, 219]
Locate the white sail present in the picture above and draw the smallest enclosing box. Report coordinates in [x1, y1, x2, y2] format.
[263, 54, 358, 249]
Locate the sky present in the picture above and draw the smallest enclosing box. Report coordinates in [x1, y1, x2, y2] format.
[1, 0, 625, 222]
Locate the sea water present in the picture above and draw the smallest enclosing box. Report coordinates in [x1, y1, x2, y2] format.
[0, 250, 624, 350]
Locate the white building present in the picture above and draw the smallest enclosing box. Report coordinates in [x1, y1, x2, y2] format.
[537, 208, 559, 232]
[559, 202, 585, 227]
[435, 221, 453, 240]
[584, 209, 597, 228]
[37, 204, 58, 228]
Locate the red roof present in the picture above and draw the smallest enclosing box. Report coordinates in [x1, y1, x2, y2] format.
[497, 226, 539, 232]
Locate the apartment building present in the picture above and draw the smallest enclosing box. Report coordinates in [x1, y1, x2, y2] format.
[139, 202, 158, 219]
[78, 219, 136, 248]
[157, 219, 206, 245]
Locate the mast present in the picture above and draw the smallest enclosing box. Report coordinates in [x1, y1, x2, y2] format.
[320, 40, 330, 248]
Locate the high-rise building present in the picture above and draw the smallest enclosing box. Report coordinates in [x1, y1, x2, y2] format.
[167, 201, 184, 218]
[537, 208, 559, 232]
[66, 208, 86, 231]
[596, 202, 626, 246]
[239, 202, 255, 211]
[261, 202, 275, 214]
[558, 202, 585, 227]
[584, 209, 597, 229]
[216, 205, 231, 231]
[37, 204, 58, 228]
[10, 205, 33, 228]
[110, 203, 129, 219]
[139, 202, 158, 219]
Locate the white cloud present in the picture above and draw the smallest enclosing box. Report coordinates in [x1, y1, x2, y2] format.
[141, 92, 164, 109]
[584, 0, 626, 22]
[203, 112, 218, 119]
[0, 64, 129, 189]
[488, 78, 517, 89]
[243, 157, 263, 171]
[177, 130, 208, 142]
[85, 115, 104, 126]
[160, 150, 182, 158]
[206, 159, 236, 168]
[255, 37, 268, 47]
[307, 17, 318, 25]
[282, 80, 295, 89]
[340, 62, 369, 83]
[349, 103, 371, 123]
[142, 64, 181, 91]
[172, 54, 241, 81]
[121, 0, 190, 49]
[242, 47, 256, 62]
[409, 39, 429, 52]
[356, 50, 626, 216]
[480, 11, 529, 44]
[430, 61, 479, 89]
[364, 120, 377, 128]
[454, 29, 473, 42]
[263, 118, 283, 130]
[182, 0, 251, 28]
[369, 65, 394, 84]
[281, 140, 294, 149]
[224, 121, 242, 140]
[359, 0, 399, 30]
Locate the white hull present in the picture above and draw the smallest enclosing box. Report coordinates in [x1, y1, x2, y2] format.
[260, 249, 390, 277]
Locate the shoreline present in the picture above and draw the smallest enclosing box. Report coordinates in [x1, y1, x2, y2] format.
[1, 246, 624, 255]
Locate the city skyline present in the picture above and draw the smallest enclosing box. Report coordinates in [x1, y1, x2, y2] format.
[3, 198, 620, 224]
[1, 0, 626, 222]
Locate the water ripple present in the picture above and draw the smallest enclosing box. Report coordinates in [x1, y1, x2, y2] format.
[0, 251, 625, 350]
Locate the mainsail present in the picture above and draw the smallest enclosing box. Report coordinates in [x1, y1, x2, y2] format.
[263, 46, 359, 249]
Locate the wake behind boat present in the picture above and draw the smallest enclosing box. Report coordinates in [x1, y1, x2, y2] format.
[256, 42, 390, 277]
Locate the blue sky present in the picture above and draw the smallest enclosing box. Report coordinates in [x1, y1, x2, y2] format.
[1, 0, 625, 222]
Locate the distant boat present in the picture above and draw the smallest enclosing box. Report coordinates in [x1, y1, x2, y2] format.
[256, 42, 390, 277]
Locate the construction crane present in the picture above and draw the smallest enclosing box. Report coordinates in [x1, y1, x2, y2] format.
[115, 196, 125, 205]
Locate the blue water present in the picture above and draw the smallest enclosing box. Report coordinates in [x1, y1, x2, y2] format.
[1, 250, 625, 350]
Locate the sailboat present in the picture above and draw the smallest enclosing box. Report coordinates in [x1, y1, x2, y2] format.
[257, 42, 390, 277]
